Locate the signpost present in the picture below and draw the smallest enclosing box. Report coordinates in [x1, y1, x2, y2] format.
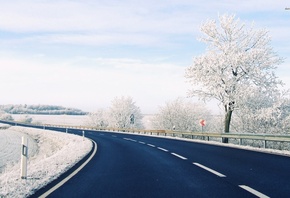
[199, 119, 206, 140]
[130, 114, 135, 125]
[21, 137, 28, 179]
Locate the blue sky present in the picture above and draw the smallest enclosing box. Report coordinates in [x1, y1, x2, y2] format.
[0, 0, 289, 114]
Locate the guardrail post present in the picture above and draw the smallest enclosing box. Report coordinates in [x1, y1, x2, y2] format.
[82, 130, 85, 141]
[264, 140, 267, 149]
[239, 138, 243, 145]
[21, 137, 28, 179]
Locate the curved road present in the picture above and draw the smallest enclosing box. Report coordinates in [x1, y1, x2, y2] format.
[29, 128, 290, 198]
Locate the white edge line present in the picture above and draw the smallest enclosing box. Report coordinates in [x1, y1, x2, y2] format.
[157, 147, 168, 152]
[171, 152, 187, 160]
[39, 139, 97, 198]
[193, 163, 226, 177]
[239, 185, 270, 198]
[147, 144, 156, 147]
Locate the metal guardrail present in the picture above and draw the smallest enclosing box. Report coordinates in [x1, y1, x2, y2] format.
[1, 120, 290, 150]
[34, 123, 290, 149]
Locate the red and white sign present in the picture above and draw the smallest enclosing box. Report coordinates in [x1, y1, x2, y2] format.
[199, 119, 206, 127]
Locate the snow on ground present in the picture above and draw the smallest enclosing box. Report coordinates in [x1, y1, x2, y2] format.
[11, 114, 89, 126]
[0, 126, 92, 198]
[0, 128, 38, 173]
[11, 114, 155, 129]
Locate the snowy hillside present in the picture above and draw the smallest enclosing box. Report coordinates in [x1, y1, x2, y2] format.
[0, 126, 92, 197]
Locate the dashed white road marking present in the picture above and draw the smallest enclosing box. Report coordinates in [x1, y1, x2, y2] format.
[147, 144, 156, 147]
[193, 163, 226, 177]
[157, 147, 168, 152]
[123, 138, 137, 142]
[171, 153, 187, 160]
[138, 141, 145, 144]
[239, 185, 270, 198]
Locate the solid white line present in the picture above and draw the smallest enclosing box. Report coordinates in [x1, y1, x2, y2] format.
[138, 141, 145, 144]
[239, 185, 270, 198]
[157, 147, 168, 152]
[193, 163, 226, 177]
[171, 153, 187, 160]
[39, 139, 97, 198]
[147, 144, 155, 147]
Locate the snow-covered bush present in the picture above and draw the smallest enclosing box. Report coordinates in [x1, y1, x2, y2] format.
[87, 109, 109, 128]
[108, 96, 144, 129]
[0, 113, 14, 121]
[88, 96, 144, 129]
[233, 89, 290, 134]
[152, 98, 212, 132]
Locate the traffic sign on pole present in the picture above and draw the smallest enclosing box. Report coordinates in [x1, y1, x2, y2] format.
[199, 119, 206, 127]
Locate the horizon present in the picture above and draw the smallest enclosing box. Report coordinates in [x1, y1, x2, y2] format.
[1, 1, 289, 114]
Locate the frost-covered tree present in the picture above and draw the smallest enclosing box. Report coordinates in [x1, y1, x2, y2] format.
[185, 14, 283, 143]
[233, 88, 290, 134]
[87, 109, 109, 128]
[153, 98, 211, 131]
[108, 96, 143, 129]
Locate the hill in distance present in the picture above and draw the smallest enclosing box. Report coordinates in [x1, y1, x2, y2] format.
[0, 104, 87, 115]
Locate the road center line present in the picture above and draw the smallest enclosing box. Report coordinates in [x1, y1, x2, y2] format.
[193, 163, 226, 177]
[239, 185, 270, 198]
[171, 153, 187, 160]
[147, 144, 155, 147]
[138, 141, 145, 144]
[157, 147, 168, 152]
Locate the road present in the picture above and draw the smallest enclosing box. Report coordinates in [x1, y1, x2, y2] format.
[0, 121, 289, 197]
[29, 128, 290, 198]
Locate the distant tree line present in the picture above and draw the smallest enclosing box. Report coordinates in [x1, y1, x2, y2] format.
[0, 104, 87, 115]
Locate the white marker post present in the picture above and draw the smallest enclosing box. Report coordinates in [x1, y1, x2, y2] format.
[21, 137, 28, 179]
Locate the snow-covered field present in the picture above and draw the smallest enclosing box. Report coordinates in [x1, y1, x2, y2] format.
[11, 114, 89, 126]
[11, 114, 155, 129]
[0, 126, 92, 198]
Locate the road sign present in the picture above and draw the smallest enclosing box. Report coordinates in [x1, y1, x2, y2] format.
[199, 119, 206, 127]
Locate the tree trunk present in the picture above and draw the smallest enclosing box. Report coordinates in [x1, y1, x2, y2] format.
[223, 109, 233, 143]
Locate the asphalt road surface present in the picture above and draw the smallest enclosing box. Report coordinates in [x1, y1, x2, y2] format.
[30, 128, 290, 198]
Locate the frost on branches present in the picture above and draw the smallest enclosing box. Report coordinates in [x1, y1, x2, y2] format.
[185, 14, 283, 142]
[88, 96, 144, 129]
[108, 96, 144, 129]
[233, 88, 290, 134]
[152, 98, 212, 132]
